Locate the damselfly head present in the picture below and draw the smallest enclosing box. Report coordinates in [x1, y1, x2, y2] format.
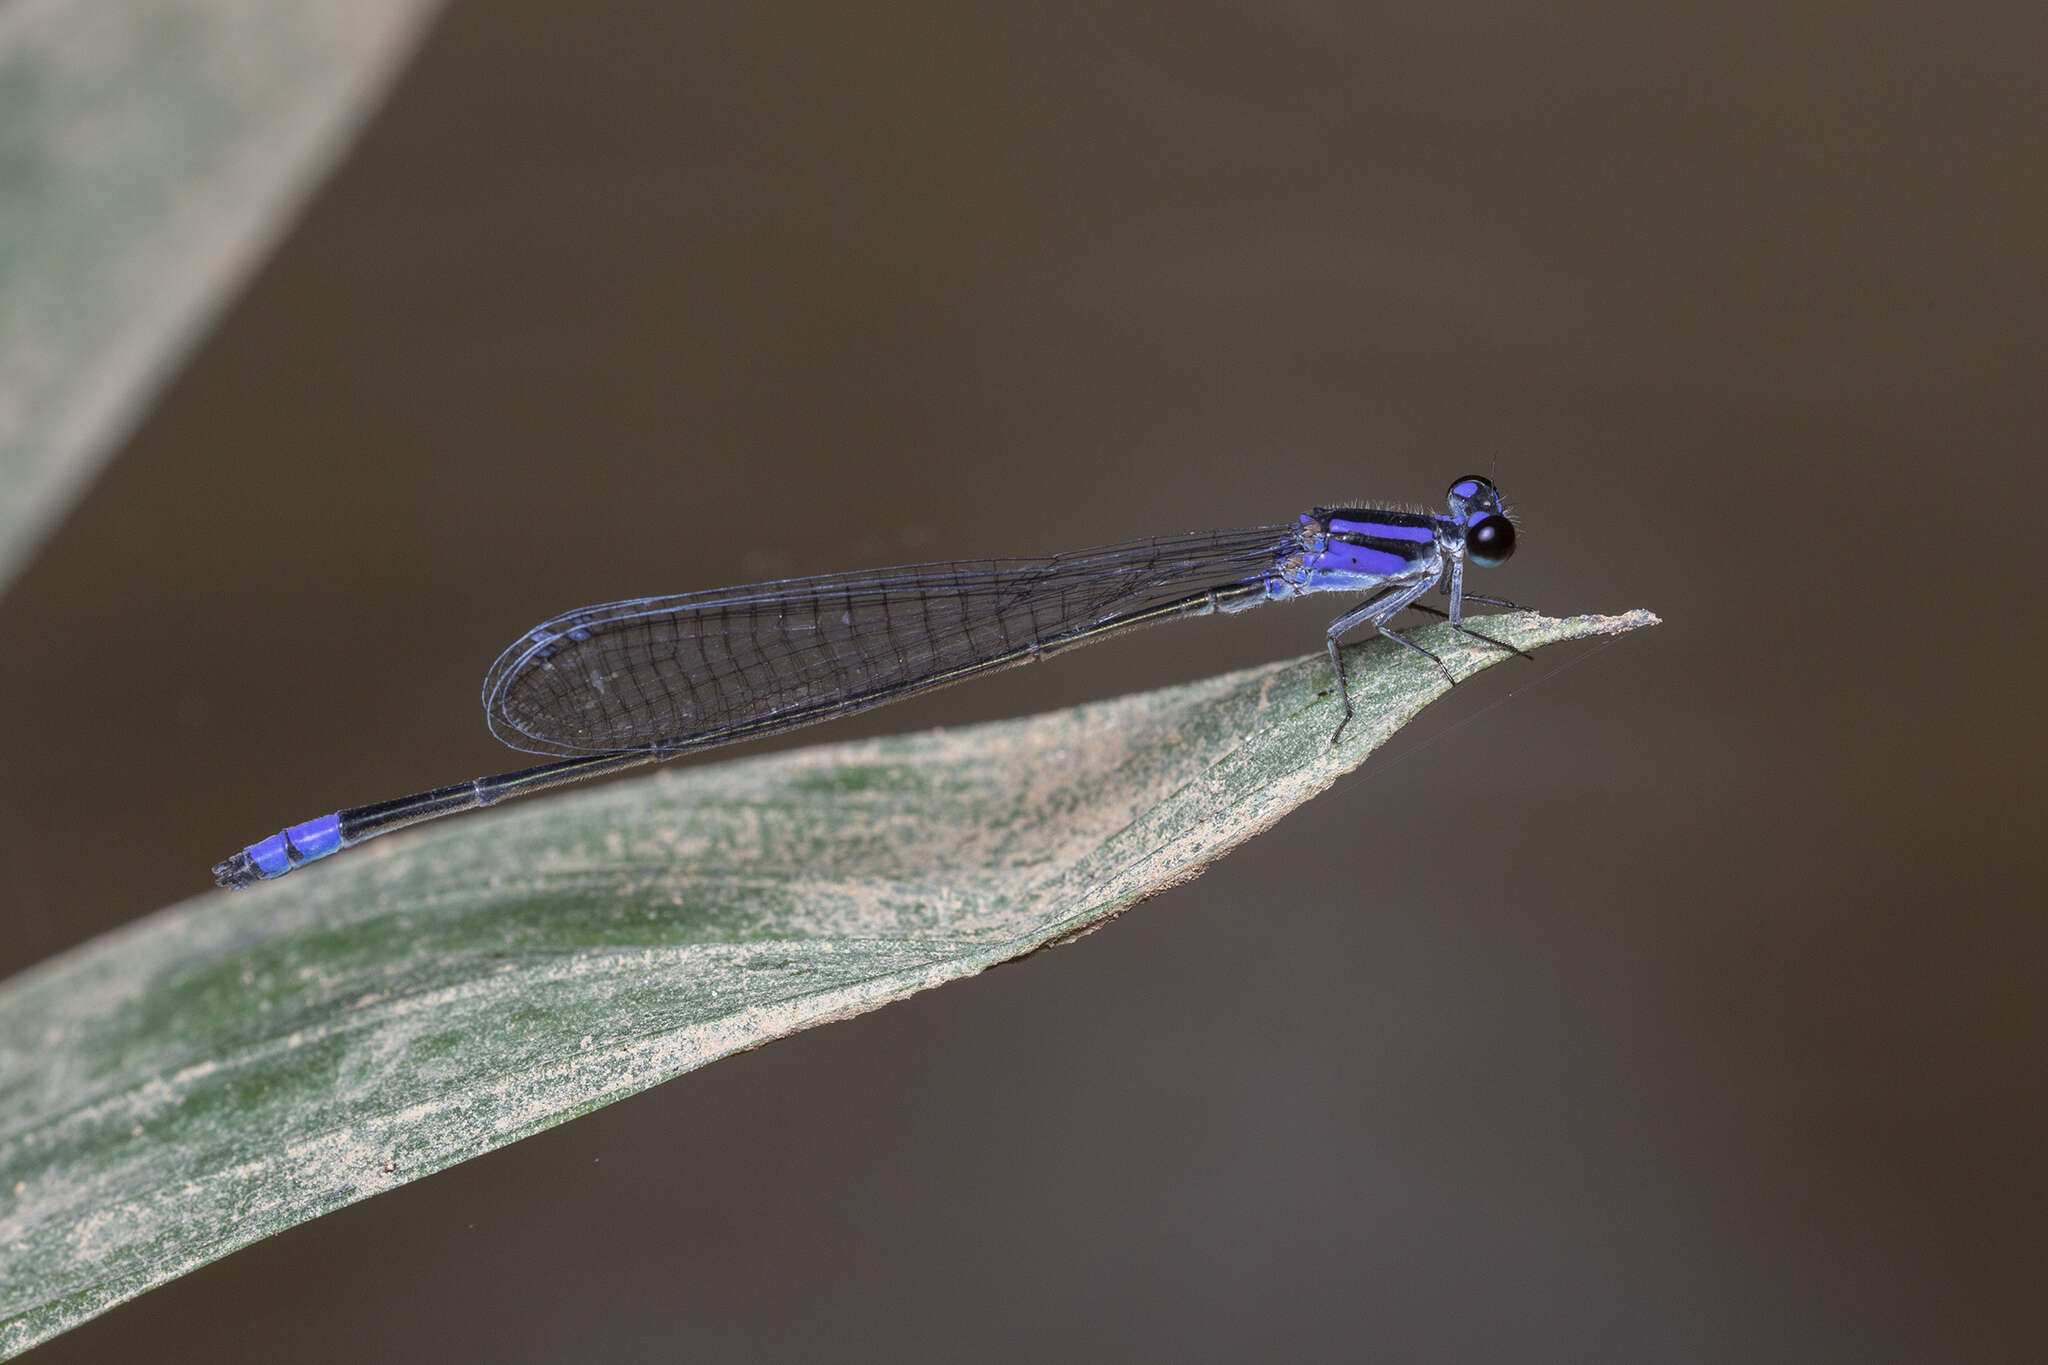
[1446, 476, 1516, 568]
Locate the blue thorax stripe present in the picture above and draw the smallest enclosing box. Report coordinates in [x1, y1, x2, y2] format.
[1324, 510, 1435, 542]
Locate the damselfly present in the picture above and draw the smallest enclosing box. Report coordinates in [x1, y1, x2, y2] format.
[214, 476, 1523, 887]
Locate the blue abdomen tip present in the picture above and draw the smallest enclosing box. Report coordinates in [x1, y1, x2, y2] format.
[230, 812, 345, 883]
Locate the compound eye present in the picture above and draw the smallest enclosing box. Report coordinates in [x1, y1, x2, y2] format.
[1466, 514, 1516, 567]
[1449, 474, 1496, 503]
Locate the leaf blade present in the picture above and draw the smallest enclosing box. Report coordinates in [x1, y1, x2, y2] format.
[0, 0, 444, 589]
[0, 609, 1655, 1355]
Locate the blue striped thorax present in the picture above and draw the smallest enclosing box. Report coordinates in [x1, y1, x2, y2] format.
[1287, 507, 1440, 593]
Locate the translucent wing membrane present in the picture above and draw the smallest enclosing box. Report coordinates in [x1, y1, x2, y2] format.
[482, 527, 1299, 758]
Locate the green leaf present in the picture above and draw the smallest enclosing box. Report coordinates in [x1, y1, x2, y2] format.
[0, 610, 1654, 1355]
[0, 0, 443, 590]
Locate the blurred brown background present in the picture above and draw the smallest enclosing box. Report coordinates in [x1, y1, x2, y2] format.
[3, 1, 2042, 1359]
